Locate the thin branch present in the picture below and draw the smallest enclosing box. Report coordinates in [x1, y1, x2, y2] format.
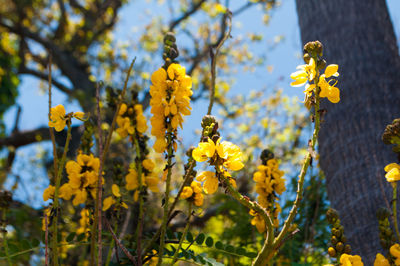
[104, 217, 137, 265]
[19, 66, 72, 95]
[207, 10, 232, 115]
[96, 82, 104, 266]
[169, 0, 207, 31]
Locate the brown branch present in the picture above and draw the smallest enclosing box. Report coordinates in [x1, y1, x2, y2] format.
[104, 216, 137, 265]
[169, 0, 207, 30]
[18, 66, 72, 95]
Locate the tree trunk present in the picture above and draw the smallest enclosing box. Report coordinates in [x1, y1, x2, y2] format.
[295, 0, 400, 263]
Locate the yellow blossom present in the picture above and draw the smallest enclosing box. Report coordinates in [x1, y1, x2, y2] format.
[340, 254, 364, 266]
[43, 185, 55, 201]
[192, 138, 244, 171]
[149, 63, 192, 153]
[374, 253, 389, 266]
[116, 103, 148, 138]
[390, 243, 400, 265]
[290, 57, 316, 87]
[180, 186, 193, 199]
[112, 184, 121, 197]
[384, 163, 400, 183]
[197, 171, 218, 194]
[249, 209, 266, 233]
[48, 105, 66, 132]
[318, 74, 340, 103]
[102, 196, 115, 211]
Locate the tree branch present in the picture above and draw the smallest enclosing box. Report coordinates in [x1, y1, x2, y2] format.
[169, 0, 207, 31]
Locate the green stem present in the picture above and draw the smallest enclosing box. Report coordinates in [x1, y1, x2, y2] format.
[393, 183, 400, 241]
[105, 219, 118, 266]
[157, 127, 174, 266]
[51, 123, 72, 266]
[2, 211, 11, 266]
[141, 159, 195, 260]
[134, 135, 144, 266]
[253, 60, 321, 266]
[171, 203, 192, 264]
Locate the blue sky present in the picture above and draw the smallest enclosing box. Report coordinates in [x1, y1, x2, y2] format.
[3, 0, 400, 207]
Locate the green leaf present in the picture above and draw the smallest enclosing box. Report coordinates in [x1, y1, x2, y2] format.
[235, 247, 246, 255]
[225, 245, 234, 253]
[205, 236, 214, 247]
[195, 233, 205, 245]
[76, 233, 86, 242]
[66, 232, 76, 242]
[246, 252, 257, 258]
[31, 238, 40, 247]
[215, 241, 224, 250]
[186, 231, 194, 242]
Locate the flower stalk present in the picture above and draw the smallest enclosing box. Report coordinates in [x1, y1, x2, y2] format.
[171, 202, 193, 264]
[51, 122, 72, 266]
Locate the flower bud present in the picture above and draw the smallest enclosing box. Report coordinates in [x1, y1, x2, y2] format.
[260, 149, 274, 165]
[201, 115, 217, 128]
[336, 242, 344, 253]
[344, 244, 352, 254]
[164, 32, 176, 44]
[328, 247, 336, 257]
[303, 53, 311, 64]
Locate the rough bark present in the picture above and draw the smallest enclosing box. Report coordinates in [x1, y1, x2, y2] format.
[295, 0, 400, 263]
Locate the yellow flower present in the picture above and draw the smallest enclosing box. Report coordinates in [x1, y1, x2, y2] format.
[390, 243, 400, 265]
[102, 196, 115, 211]
[180, 186, 193, 199]
[142, 159, 155, 171]
[43, 185, 55, 201]
[249, 209, 266, 233]
[318, 74, 340, 103]
[340, 254, 364, 266]
[192, 138, 216, 162]
[72, 188, 88, 206]
[373, 253, 389, 266]
[197, 171, 218, 194]
[149, 63, 192, 153]
[48, 105, 66, 132]
[180, 181, 203, 206]
[192, 138, 244, 171]
[76, 209, 90, 235]
[116, 103, 148, 138]
[59, 183, 74, 200]
[290, 57, 316, 87]
[384, 163, 400, 182]
[112, 184, 121, 197]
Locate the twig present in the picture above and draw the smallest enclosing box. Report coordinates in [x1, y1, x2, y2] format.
[45, 211, 49, 266]
[207, 10, 232, 115]
[157, 128, 174, 266]
[104, 217, 137, 265]
[169, 0, 207, 30]
[96, 82, 104, 266]
[134, 136, 144, 266]
[171, 203, 192, 264]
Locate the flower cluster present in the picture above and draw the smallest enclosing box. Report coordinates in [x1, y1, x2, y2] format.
[125, 158, 159, 201]
[116, 103, 147, 138]
[384, 163, 400, 183]
[180, 181, 204, 206]
[192, 137, 243, 194]
[42, 153, 100, 206]
[150, 63, 192, 153]
[44, 153, 101, 206]
[76, 209, 91, 236]
[290, 41, 340, 104]
[390, 243, 400, 265]
[252, 158, 285, 228]
[340, 254, 364, 266]
[48, 104, 85, 132]
[102, 184, 128, 211]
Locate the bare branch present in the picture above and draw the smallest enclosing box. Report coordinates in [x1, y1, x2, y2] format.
[169, 0, 207, 31]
